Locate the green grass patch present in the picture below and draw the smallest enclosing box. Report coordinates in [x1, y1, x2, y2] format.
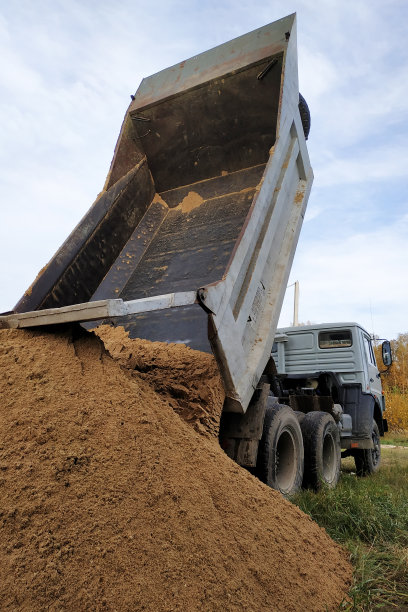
[292, 447, 408, 610]
[381, 430, 408, 447]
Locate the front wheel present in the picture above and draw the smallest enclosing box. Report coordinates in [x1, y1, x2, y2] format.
[256, 402, 304, 496]
[353, 420, 381, 476]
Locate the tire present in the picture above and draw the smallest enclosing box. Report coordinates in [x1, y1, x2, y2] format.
[301, 412, 341, 490]
[299, 93, 311, 140]
[353, 420, 381, 477]
[294, 411, 306, 426]
[256, 402, 304, 496]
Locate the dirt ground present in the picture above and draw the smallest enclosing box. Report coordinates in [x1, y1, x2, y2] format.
[0, 325, 352, 611]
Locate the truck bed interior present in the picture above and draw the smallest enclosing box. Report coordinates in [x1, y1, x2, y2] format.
[15, 54, 283, 351]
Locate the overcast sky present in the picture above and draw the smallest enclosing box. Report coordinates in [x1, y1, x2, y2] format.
[1, 0, 407, 340]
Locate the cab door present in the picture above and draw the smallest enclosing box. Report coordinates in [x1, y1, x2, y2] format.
[361, 332, 382, 405]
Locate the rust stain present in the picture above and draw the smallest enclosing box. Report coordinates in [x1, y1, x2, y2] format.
[294, 189, 304, 204]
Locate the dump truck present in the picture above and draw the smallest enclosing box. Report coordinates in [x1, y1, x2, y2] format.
[0, 14, 391, 496]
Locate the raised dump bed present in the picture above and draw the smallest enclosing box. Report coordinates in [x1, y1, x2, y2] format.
[6, 14, 313, 413]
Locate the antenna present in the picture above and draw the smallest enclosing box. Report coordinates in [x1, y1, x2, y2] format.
[370, 298, 375, 338]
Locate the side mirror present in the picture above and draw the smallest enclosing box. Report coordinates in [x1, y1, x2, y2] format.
[382, 340, 392, 367]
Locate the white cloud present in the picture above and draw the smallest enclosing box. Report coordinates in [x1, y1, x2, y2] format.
[315, 141, 408, 188]
[279, 213, 408, 339]
[0, 0, 407, 344]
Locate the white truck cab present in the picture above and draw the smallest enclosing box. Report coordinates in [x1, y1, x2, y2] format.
[272, 322, 391, 453]
[274, 323, 383, 401]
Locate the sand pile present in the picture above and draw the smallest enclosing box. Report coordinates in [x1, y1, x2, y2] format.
[95, 325, 224, 437]
[0, 326, 352, 611]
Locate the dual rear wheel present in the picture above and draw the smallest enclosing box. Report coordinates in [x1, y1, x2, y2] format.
[256, 401, 341, 496]
[256, 402, 304, 496]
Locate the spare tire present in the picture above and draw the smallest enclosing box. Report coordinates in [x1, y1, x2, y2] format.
[301, 412, 341, 490]
[299, 93, 311, 140]
[256, 402, 304, 496]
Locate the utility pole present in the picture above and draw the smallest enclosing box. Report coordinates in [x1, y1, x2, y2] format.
[293, 280, 299, 326]
[287, 281, 299, 326]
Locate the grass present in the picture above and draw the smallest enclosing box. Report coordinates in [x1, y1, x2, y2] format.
[381, 431, 408, 447]
[291, 443, 408, 611]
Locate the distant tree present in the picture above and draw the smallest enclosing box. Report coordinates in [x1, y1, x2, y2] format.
[374, 334, 408, 430]
[378, 334, 408, 393]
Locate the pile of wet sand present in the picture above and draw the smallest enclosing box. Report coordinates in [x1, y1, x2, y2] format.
[0, 326, 352, 611]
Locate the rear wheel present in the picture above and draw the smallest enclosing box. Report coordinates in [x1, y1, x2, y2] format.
[256, 402, 304, 496]
[301, 412, 341, 490]
[354, 420, 381, 476]
[294, 411, 306, 426]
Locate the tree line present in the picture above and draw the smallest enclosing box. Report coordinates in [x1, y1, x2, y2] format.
[375, 333, 408, 431]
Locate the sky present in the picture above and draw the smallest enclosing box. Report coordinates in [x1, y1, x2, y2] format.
[0, 0, 407, 340]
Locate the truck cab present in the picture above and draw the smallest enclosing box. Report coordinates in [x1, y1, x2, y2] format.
[273, 322, 390, 447]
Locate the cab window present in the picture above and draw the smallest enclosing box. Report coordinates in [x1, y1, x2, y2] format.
[319, 330, 352, 349]
[363, 335, 376, 366]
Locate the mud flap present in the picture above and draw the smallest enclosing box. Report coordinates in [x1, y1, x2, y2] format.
[219, 384, 270, 467]
[342, 384, 375, 439]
